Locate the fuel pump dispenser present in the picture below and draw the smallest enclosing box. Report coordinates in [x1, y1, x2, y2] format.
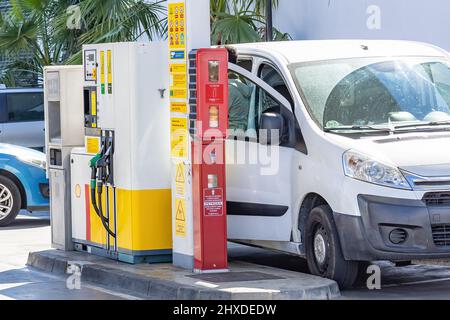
[44, 65, 84, 251]
[70, 41, 173, 263]
[47, 0, 230, 271]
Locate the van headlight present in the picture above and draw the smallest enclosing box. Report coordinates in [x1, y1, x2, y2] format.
[17, 155, 46, 170]
[343, 150, 411, 190]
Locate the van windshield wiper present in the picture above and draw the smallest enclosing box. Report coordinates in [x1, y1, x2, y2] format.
[394, 120, 450, 130]
[324, 125, 394, 133]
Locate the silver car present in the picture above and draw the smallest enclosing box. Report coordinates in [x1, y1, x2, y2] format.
[0, 88, 45, 151]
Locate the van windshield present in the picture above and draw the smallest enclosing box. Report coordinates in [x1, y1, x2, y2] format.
[290, 57, 450, 132]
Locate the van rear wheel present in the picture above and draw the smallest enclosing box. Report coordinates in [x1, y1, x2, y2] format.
[305, 204, 359, 289]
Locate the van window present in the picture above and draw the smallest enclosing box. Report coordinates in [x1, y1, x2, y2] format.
[228, 71, 254, 134]
[259, 64, 294, 107]
[291, 57, 450, 131]
[228, 70, 284, 139]
[6, 93, 44, 123]
[237, 59, 253, 72]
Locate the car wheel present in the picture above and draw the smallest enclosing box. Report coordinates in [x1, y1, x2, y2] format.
[305, 204, 359, 289]
[0, 175, 22, 227]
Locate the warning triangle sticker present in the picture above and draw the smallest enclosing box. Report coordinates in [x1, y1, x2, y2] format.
[176, 200, 185, 221]
[175, 164, 185, 183]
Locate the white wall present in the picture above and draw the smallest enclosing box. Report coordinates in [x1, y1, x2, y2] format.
[274, 0, 450, 50]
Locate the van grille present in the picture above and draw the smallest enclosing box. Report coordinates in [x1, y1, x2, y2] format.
[422, 192, 450, 206]
[432, 224, 450, 247]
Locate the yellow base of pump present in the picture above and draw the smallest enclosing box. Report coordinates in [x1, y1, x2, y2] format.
[81, 187, 173, 264]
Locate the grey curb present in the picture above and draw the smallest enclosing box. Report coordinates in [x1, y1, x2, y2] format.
[27, 251, 340, 300]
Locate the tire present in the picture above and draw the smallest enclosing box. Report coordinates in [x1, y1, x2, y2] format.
[0, 175, 22, 227]
[305, 204, 359, 289]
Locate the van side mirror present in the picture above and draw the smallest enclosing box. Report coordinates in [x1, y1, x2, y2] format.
[260, 112, 284, 145]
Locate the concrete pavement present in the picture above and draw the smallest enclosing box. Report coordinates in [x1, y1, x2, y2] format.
[27, 249, 339, 300]
[0, 212, 140, 300]
[228, 243, 450, 299]
[5, 213, 450, 299]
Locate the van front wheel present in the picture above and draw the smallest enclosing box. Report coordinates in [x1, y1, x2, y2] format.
[305, 205, 359, 289]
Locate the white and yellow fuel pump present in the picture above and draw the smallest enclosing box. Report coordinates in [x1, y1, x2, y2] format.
[70, 41, 173, 263]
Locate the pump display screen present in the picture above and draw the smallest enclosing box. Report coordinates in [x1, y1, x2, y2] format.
[84, 49, 97, 82]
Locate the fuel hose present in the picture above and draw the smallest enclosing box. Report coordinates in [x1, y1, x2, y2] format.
[89, 150, 116, 238]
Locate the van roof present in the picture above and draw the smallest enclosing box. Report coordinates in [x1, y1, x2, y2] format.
[233, 40, 449, 64]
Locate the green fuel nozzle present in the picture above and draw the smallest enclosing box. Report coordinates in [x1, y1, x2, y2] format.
[90, 153, 101, 168]
[90, 153, 102, 190]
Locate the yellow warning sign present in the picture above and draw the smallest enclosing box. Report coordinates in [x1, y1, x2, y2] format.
[171, 118, 188, 159]
[170, 87, 187, 99]
[175, 162, 185, 197]
[170, 63, 187, 74]
[171, 72, 187, 88]
[170, 101, 187, 114]
[175, 198, 186, 237]
[86, 136, 100, 155]
[169, 63, 187, 99]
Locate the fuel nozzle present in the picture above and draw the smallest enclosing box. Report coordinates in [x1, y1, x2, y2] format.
[90, 153, 101, 190]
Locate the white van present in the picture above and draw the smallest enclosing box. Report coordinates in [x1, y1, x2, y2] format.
[225, 40, 450, 288]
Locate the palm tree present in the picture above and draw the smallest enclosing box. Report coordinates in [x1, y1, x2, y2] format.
[0, 0, 290, 86]
[0, 0, 166, 86]
[210, 0, 289, 45]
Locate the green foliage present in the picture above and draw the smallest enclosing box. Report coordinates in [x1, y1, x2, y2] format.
[211, 0, 290, 45]
[0, 0, 167, 86]
[0, 0, 292, 86]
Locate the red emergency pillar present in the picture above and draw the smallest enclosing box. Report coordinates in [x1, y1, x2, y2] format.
[190, 48, 229, 272]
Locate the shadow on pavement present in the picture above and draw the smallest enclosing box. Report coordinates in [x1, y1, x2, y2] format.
[0, 267, 122, 300]
[228, 243, 450, 298]
[1, 216, 50, 231]
[228, 243, 309, 273]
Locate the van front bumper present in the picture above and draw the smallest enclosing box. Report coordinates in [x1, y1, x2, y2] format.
[334, 194, 450, 261]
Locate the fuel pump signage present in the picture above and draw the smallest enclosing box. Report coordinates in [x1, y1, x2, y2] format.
[170, 117, 188, 158]
[107, 50, 113, 94]
[175, 198, 186, 237]
[100, 51, 105, 94]
[169, 2, 189, 158]
[169, 1, 190, 245]
[84, 49, 97, 82]
[170, 101, 188, 114]
[203, 188, 224, 217]
[175, 162, 186, 197]
[168, 2, 186, 51]
[169, 0, 211, 270]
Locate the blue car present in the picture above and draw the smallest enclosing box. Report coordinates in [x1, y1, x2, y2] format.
[0, 144, 49, 226]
